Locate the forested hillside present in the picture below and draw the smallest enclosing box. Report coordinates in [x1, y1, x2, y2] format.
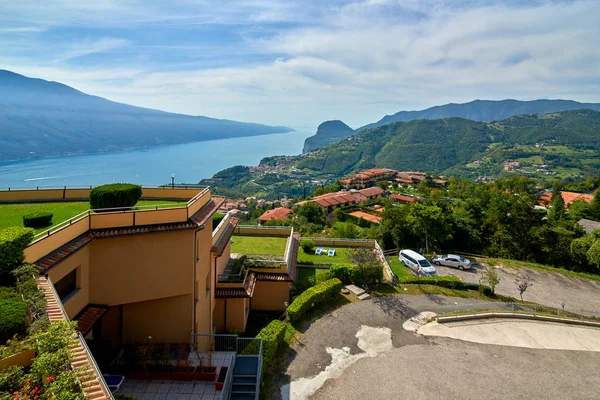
[298, 110, 600, 177]
[303, 99, 600, 152]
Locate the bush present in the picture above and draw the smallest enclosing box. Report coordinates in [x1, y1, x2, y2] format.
[0, 298, 28, 342]
[212, 213, 225, 230]
[330, 264, 382, 287]
[0, 287, 18, 300]
[256, 320, 287, 366]
[0, 227, 35, 279]
[89, 183, 142, 210]
[0, 365, 24, 393]
[287, 278, 342, 323]
[22, 211, 53, 228]
[397, 276, 492, 294]
[300, 239, 315, 253]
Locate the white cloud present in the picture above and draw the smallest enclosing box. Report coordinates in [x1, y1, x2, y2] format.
[1, 0, 599, 128]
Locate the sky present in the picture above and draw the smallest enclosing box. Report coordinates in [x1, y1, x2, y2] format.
[1, 0, 599, 129]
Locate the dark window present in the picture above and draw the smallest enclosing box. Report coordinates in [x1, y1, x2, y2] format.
[55, 269, 77, 300]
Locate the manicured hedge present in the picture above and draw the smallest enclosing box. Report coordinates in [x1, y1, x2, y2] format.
[256, 320, 287, 366]
[0, 297, 28, 342]
[89, 183, 142, 210]
[22, 211, 53, 228]
[330, 264, 383, 286]
[398, 276, 492, 295]
[287, 278, 342, 323]
[0, 227, 35, 277]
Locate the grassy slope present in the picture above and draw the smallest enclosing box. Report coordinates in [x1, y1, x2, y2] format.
[386, 257, 413, 278]
[482, 257, 600, 283]
[230, 235, 288, 256]
[0, 200, 186, 232]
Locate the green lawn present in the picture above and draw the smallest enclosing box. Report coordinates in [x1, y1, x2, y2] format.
[297, 247, 356, 265]
[0, 200, 187, 233]
[230, 235, 288, 256]
[295, 267, 331, 288]
[386, 257, 413, 278]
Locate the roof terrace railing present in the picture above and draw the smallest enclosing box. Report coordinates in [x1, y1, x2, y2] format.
[1, 184, 207, 191]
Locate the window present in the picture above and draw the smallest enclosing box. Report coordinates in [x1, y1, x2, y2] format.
[205, 273, 210, 298]
[55, 269, 77, 301]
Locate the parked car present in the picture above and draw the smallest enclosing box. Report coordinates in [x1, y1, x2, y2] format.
[432, 254, 473, 270]
[399, 249, 437, 276]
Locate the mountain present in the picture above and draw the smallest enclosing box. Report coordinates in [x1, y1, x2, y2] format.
[203, 109, 600, 198]
[303, 99, 600, 152]
[0, 70, 293, 162]
[297, 109, 600, 176]
[302, 120, 354, 153]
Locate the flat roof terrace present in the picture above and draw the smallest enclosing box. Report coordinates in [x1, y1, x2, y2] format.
[0, 186, 215, 264]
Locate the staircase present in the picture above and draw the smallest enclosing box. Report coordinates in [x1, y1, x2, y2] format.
[230, 355, 260, 400]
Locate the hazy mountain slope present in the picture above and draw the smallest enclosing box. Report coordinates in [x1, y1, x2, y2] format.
[297, 110, 600, 176]
[360, 99, 600, 131]
[0, 70, 292, 162]
[302, 120, 354, 153]
[302, 99, 600, 152]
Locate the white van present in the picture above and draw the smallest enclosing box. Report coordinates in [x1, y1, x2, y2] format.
[399, 249, 437, 276]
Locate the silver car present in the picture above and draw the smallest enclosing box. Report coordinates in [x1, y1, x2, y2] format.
[432, 254, 473, 270]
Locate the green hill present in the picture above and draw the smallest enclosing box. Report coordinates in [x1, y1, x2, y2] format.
[303, 99, 600, 152]
[297, 109, 600, 177]
[303, 120, 354, 153]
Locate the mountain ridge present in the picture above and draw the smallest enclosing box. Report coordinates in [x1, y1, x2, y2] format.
[0, 69, 293, 162]
[302, 99, 600, 153]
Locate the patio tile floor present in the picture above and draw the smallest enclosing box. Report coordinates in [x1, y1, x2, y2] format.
[116, 379, 221, 400]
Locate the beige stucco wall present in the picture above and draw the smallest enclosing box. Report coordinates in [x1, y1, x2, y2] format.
[215, 242, 231, 276]
[195, 226, 214, 335]
[225, 298, 248, 333]
[46, 245, 90, 319]
[213, 299, 225, 333]
[25, 216, 90, 263]
[89, 230, 194, 306]
[122, 294, 193, 343]
[251, 281, 290, 311]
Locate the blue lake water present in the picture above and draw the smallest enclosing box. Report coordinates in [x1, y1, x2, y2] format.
[0, 129, 313, 189]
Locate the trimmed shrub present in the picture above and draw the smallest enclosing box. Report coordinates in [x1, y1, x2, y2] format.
[330, 264, 382, 287]
[256, 320, 287, 366]
[330, 264, 358, 284]
[22, 211, 53, 228]
[0, 297, 28, 342]
[0, 227, 35, 279]
[0, 287, 18, 300]
[89, 183, 142, 210]
[212, 213, 225, 230]
[300, 239, 315, 253]
[398, 276, 492, 294]
[287, 278, 342, 323]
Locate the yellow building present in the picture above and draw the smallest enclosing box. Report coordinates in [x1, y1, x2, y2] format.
[6, 187, 297, 345]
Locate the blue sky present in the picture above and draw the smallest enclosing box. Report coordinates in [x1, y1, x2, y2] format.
[1, 0, 599, 128]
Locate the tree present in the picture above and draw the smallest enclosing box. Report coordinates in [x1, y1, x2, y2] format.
[377, 180, 389, 190]
[406, 203, 450, 253]
[515, 275, 533, 301]
[548, 186, 565, 222]
[586, 239, 600, 272]
[347, 248, 382, 287]
[588, 189, 600, 221]
[481, 267, 500, 295]
[297, 202, 326, 225]
[392, 182, 399, 191]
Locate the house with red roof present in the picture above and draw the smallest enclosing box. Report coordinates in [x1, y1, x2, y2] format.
[257, 207, 293, 225]
[391, 193, 420, 204]
[538, 191, 595, 208]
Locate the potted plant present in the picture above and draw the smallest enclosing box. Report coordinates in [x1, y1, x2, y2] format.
[193, 342, 216, 381]
[149, 344, 172, 380]
[129, 344, 150, 379]
[172, 343, 196, 381]
[215, 366, 228, 391]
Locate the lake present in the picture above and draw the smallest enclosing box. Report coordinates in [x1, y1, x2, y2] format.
[0, 129, 313, 189]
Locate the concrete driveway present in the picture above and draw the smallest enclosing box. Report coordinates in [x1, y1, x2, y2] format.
[435, 263, 600, 314]
[279, 295, 600, 400]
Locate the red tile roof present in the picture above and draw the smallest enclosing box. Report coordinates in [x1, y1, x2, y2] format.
[348, 211, 382, 224]
[358, 187, 385, 197]
[36, 233, 95, 273]
[258, 207, 293, 222]
[539, 191, 595, 207]
[391, 193, 419, 203]
[74, 306, 108, 336]
[215, 271, 257, 298]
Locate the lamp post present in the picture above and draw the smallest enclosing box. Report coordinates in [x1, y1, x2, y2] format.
[171, 174, 175, 189]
